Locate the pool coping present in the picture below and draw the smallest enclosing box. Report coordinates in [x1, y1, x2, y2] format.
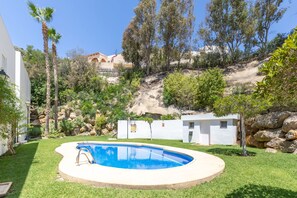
[55, 141, 225, 189]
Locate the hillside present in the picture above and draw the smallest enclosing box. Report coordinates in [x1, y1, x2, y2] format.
[128, 59, 268, 116]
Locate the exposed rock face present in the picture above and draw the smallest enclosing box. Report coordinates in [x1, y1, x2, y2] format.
[106, 123, 114, 131]
[285, 130, 297, 140]
[31, 119, 41, 127]
[251, 112, 290, 130]
[245, 118, 259, 135]
[247, 135, 264, 148]
[90, 129, 96, 136]
[266, 138, 286, 150]
[279, 140, 297, 153]
[128, 73, 180, 116]
[101, 128, 109, 135]
[253, 129, 282, 142]
[265, 148, 277, 153]
[70, 112, 76, 119]
[282, 115, 297, 132]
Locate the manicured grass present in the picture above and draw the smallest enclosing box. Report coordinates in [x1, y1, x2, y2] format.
[0, 136, 297, 198]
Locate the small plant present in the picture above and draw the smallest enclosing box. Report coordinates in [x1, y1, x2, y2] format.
[95, 115, 107, 135]
[144, 117, 154, 140]
[73, 117, 84, 128]
[60, 120, 74, 136]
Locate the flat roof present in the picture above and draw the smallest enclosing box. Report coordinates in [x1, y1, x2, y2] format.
[181, 113, 239, 121]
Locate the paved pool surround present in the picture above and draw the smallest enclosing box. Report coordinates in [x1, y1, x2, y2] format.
[55, 142, 225, 189]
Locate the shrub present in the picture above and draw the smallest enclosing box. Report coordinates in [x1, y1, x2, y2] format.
[161, 114, 176, 120]
[28, 126, 42, 138]
[163, 69, 226, 110]
[95, 115, 107, 135]
[193, 52, 229, 68]
[163, 72, 198, 109]
[60, 89, 76, 104]
[196, 68, 226, 109]
[60, 120, 74, 136]
[73, 117, 84, 128]
[81, 101, 96, 118]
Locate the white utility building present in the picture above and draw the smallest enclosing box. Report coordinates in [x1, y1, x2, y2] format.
[118, 113, 239, 145]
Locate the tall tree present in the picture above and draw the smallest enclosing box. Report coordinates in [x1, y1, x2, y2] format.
[158, 0, 195, 69]
[28, 2, 54, 136]
[199, 0, 251, 63]
[122, 18, 142, 68]
[134, 0, 156, 75]
[254, 0, 286, 56]
[256, 28, 297, 108]
[48, 28, 62, 130]
[176, 0, 195, 67]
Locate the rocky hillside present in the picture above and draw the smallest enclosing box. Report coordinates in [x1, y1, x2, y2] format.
[246, 111, 297, 154]
[128, 59, 268, 116]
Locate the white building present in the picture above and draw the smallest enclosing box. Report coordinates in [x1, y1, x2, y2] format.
[182, 113, 238, 145]
[117, 113, 239, 145]
[0, 16, 31, 155]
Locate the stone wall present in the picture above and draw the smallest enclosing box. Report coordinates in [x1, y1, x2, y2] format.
[246, 111, 297, 153]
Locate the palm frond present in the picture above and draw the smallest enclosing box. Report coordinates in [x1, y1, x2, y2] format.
[28, 1, 41, 22]
[48, 28, 62, 43]
[44, 7, 54, 22]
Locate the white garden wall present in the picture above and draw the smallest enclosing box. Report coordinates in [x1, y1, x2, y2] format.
[117, 120, 183, 140]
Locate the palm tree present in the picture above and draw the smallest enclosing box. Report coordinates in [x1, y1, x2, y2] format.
[48, 28, 61, 130]
[28, 1, 54, 137]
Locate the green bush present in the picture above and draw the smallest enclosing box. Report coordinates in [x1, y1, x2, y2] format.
[163, 72, 198, 109]
[196, 68, 226, 109]
[95, 115, 107, 130]
[161, 114, 176, 120]
[193, 52, 229, 68]
[73, 117, 84, 128]
[27, 126, 42, 138]
[60, 120, 74, 136]
[81, 101, 96, 118]
[163, 69, 226, 110]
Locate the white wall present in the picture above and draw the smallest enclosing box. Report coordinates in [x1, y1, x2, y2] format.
[0, 16, 15, 82]
[210, 120, 237, 145]
[0, 16, 31, 155]
[15, 51, 31, 142]
[0, 137, 8, 155]
[183, 119, 237, 145]
[118, 120, 183, 140]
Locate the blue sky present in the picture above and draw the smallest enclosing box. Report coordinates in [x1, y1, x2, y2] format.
[0, 0, 296, 57]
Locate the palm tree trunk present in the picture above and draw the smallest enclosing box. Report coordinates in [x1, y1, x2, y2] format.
[42, 22, 51, 137]
[52, 43, 58, 130]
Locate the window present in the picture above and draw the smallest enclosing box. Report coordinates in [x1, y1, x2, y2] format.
[189, 122, 194, 129]
[220, 121, 227, 128]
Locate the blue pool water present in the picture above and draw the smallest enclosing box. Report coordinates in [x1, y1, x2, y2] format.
[76, 143, 193, 170]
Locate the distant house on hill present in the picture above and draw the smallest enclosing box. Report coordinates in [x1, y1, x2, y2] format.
[191, 45, 229, 57]
[87, 52, 133, 70]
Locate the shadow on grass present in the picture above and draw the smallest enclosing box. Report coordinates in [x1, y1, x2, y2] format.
[207, 148, 256, 156]
[0, 141, 39, 197]
[225, 184, 297, 198]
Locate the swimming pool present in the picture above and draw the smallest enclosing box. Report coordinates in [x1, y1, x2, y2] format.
[56, 142, 225, 189]
[76, 143, 193, 169]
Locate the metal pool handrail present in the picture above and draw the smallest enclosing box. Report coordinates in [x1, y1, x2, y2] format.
[76, 147, 95, 165]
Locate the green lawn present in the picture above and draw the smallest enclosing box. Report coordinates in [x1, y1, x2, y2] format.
[0, 136, 296, 198]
